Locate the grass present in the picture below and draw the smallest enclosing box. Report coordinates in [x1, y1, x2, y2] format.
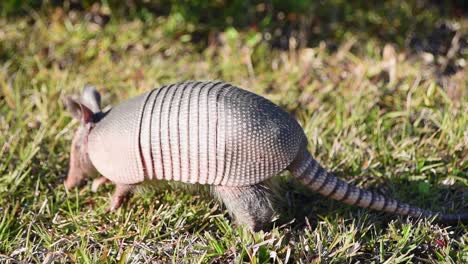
[0, 3, 467, 263]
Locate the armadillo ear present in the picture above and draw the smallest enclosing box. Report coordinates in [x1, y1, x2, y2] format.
[81, 84, 101, 113]
[65, 96, 94, 124]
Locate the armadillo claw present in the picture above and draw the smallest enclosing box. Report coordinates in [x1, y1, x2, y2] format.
[107, 197, 123, 212]
[91, 177, 109, 192]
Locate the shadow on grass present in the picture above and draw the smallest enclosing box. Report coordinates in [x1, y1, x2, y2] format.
[271, 171, 466, 231]
[1, 1, 465, 77]
[1, 1, 465, 58]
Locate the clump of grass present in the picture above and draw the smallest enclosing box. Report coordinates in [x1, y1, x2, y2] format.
[0, 5, 466, 263]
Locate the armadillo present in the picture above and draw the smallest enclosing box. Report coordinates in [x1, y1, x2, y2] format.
[64, 81, 467, 230]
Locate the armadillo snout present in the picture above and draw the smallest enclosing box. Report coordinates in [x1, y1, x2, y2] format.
[64, 154, 97, 190]
[64, 170, 86, 190]
[65, 126, 98, 190]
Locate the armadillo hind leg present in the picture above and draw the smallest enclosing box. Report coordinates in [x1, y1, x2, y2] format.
[213, 184, 277, 231]
[107, 183, 135, 212]
[288, 147, 457, 221]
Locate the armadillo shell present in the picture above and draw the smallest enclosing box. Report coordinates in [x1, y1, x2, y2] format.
[88, 81, 306, 186]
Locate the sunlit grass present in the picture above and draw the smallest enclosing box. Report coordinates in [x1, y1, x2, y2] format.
[0, 7, 466, 263]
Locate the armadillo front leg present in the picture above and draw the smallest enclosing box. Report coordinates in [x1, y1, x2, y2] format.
[91, 176, 109, 192]
[213, 184, 276, 231]
[107, 183, 134, 212]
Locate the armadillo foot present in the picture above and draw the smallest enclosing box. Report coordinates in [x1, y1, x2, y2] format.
[107, 184, 133, 212]
[91, 177, 109, 192]
[213, 184, 276, 231]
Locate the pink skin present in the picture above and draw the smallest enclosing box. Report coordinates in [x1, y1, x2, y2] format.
[64, 125, 98, 190]
[91, 176, 109, 193]
[64, 89, 132, 211]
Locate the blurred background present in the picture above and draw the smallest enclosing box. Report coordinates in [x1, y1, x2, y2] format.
[1, 0, 466, 75]
[0, 1, 467, 262]
[1, 0, 467, 48]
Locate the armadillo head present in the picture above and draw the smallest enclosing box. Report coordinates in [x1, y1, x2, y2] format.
[63, 85, 102, 190]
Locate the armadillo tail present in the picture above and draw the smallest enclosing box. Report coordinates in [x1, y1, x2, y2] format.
[289, 149, 468, 224]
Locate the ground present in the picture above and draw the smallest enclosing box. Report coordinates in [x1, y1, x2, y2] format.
[0, 2, 467, 263]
